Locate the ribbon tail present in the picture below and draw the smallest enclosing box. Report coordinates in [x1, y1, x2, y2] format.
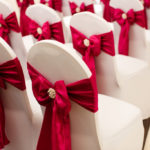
[0, 101, 9, 149]
[37, 102, 71, 150]
[82, 49, 98, 96]
[118, 23, 130, 55]
[37, 104, 53, 150]
[20, 6, 32, 36]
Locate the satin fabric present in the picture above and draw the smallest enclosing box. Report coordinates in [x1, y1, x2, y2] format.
[141, 0, 150, 28]
[112, 9, 147, 55]
[29, 19, 65, 43]
[0, 58, 26, 149]
[0, 12, 20, 45]
[69, 2, 94, 15]
[143, 0, 150, 7]
[70, 26, 115, 102]
[40, 0, 62, 12]
[27, 63, 98, 150]
[70, 25, 115, 83]
[16, 0, 34, 36]
[101, 0, 113, 22]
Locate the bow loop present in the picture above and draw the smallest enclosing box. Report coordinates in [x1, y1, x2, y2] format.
[28, 63, 53, 106]
[80, 2, 86, 11]
[42, 22, 51, 39]
[89, 35, 101, 56]
[114, 9, 126, 25]
[127, 9, 135, 24]
[0, 15, 10, 37]
[29, 21, 51, 41]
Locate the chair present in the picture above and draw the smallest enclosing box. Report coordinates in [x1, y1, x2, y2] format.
[69, 12, 150, 119]
[110, 0, 150, 61]
[144, 126, 150, 150]
[62, 0, 102, 16]
[26, 4, 65, 44]
[0, 38, 33, 150]
[0, 0, 27, 64]
[27, 40, 144, 150]
[62, 0, 103, 42]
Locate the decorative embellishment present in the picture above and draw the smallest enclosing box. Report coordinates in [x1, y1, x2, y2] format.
[122, 13, 127, 19]
[20, 0, 23, 2]
[76, 7, 80, 13]
[48, 88, 56, 99]
[37, 27, 42, 34]
[0, 24, 2, 28]
[112, 9, 147, 55]
[83, 39, 90, 47]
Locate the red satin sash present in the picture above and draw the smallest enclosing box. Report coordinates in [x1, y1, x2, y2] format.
[71, 25, 115, 78]
[69, 2, 94, 15]
[112, 9, 147, 55]
[0, 58, 26, 149]
[27, 63, 98, 150]
[16, 0, 34, 36]
[29, 19, 65, 43]
[140, 0, 150, 28]
[0, 12, 20, 45]
[101, 0, 114, 22]
[40, 0, 62, 12]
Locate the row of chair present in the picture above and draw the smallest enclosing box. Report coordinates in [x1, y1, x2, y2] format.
[0, 0, 149, 149]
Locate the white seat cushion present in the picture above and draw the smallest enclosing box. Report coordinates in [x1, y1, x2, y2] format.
[96, 94, 144, 150]
[114, 54, 148, 86]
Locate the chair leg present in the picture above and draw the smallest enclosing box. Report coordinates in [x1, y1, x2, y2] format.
[143, 118, 150, 149]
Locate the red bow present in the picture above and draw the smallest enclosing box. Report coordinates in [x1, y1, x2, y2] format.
[112, 9, 147, 55]
[40, 0, 62, 12]
[0, 12, 20, 45]
[70, 26, 115, 76]
[70, 26, 115, 97]
[0, 58, 26, 149]
[29, 19, 65, 43]
[28, 63, 98, 150]
[69, 2, 94, 15]
[16, 0, 34, 36]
